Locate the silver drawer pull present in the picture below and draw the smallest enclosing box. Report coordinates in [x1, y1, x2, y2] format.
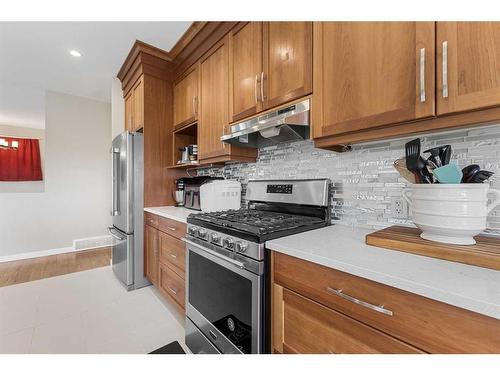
[167, 226, 177, 231]
[442, 40, 448, 98]
[169, 253, 177, 259]
[168, 286, 178, 295]
[419, 47, 426, 102]
[326, 287, 393, 316]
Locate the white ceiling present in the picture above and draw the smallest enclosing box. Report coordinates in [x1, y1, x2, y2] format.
[0, 22, 192, 103]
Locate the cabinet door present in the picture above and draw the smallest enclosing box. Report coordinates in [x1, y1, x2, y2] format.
[313, 22, 435, 138]
[132, 78, 144, 131]
[173, 66, 199, 129]
[198, 36, 229, 160]
[144, 224, 158, 285]
[437, 22, 500, 115]
[273, 285, 422, 354]
[262, 22, 312, 110]
[228, 22, 263, 122]
[124, 91, 134, 132]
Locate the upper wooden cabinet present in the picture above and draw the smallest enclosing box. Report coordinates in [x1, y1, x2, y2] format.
[198, 35, 257, 163]
[173, 65, 199, 129]
[228, 22, 263, 122]
[124, 77, 145, 132]
[262, 22, 313, 110]
[199, 36, 229, 160]
[437, 22, 500, 115]
[228, 22, 312, 123]
[312, 22, 435, 139]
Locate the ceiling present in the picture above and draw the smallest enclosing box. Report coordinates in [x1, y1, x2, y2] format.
[0, 22, 192, 103]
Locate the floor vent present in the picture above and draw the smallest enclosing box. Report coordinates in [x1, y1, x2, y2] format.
[73, 235, 113, 250]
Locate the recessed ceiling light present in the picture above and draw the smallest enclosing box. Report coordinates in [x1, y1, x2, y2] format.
[69, 49, 82, 57]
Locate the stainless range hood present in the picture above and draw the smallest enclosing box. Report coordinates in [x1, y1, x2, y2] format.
[220, 99, 310, 148]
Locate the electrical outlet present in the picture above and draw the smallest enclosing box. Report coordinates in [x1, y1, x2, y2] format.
[391, 196, 409, 219]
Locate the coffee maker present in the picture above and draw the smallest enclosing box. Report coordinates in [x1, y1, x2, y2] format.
[173, 178, 186, 207]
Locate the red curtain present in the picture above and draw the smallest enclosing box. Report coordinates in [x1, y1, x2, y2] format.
[0, 137, 43, 181]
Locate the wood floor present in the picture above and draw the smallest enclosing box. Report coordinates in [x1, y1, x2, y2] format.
[0, 247, 112, 288]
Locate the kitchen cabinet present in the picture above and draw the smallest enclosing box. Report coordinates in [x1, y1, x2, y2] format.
[437, 22, 500, 115]
[228, 22, 263, 122]
[159, 261, 186, 309]
[228, 22, 312, 123]
[262, 22, 313, 111]
[144, 224, 159, 286]
[312, 22, 435, 139]
[198, 35, 257, 163]
[173, 65, 199, 129]
[124, 77, 144, 132]
[272, 251, 500, 353]
[273, 285, 422, 354]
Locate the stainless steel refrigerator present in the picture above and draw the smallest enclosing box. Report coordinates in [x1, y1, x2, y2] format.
[108, 131, 150, 290]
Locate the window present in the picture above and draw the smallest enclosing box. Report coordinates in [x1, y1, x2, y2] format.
[0, 137, 43, 181]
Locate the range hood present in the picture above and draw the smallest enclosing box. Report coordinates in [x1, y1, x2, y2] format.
[220, 99, 310, 148]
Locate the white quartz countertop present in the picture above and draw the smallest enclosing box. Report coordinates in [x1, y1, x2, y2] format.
[266, 225, 500, 319]
[144, 206, 198, 223]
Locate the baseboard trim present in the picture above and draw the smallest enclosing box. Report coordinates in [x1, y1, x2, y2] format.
[0, 243, 112, 264]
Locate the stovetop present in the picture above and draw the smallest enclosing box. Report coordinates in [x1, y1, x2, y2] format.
[187, 208, 327, 243]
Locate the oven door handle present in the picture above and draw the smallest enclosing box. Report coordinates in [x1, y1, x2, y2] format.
[182, 238, 245, 269]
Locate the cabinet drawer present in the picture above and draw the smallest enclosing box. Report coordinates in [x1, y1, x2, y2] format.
[273, 251, 500, 353]
[158, 217, 186, 239]
[144, 212, 159, 229]
[159, 262, 185, 309]
[278, 286, 422, 354]
[159, 232, 185, 275]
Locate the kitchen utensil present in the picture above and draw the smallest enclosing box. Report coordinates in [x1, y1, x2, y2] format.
[432, 164, 463, 184]
[423, 146, 443, 167]
[402, 184, 500, 245]
[418, 156, 434, 184]
[440, 145, 452, 165]
[461, 164, 481, 183]
[173, 190, 185, 207]
[470, 170, 494, 183]
[394, 158, 416, 183]
[405, 138, 423, 183]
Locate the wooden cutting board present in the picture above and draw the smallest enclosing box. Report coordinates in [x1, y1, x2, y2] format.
[366, 226, 500, 271]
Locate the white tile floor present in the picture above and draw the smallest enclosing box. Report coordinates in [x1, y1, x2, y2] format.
[0, 267, 186, 354]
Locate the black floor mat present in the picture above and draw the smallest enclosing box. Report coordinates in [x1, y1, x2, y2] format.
[149, 341, 186, 354]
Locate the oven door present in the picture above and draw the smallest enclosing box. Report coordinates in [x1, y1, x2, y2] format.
[184, 238, 263, 354]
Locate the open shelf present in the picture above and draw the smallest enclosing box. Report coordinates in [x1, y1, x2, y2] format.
[172, 122, 198, 167]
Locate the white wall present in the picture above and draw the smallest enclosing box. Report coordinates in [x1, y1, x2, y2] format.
[0, 91, 111, 257]
[111, 77, 124, 139]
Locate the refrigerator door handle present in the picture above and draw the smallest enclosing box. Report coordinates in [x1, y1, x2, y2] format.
[111, 147, 120, 216]
[108, 226, 125, 241]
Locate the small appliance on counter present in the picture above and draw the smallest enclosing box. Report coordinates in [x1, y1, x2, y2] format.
[200, 179, 242, 212]
[173, 178, 186, 207]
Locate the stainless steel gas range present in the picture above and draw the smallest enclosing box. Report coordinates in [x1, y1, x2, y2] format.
[183, 179, 331, 354]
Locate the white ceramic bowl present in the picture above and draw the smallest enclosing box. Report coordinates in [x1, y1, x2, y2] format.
[402, 184, 500, 245]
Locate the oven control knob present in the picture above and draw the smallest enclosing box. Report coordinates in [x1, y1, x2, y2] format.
[210, 233, 220, 244]
[188, 227, 198, 236]
[236, 241, 247, 253]
[223, 238, 234, 250]
[198, 229, 207, 239]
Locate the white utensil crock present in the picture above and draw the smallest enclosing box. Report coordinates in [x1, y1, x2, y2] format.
[402, 184, 500, 245]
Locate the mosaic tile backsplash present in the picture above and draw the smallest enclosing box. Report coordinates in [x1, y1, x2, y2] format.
[197, 124, 500, 235]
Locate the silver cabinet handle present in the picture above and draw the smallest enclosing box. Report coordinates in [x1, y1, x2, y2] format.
[326, 287, 393, 316]
[167, 226, 177, 231]
[254, 74, 260, 104]
[442, 41, 448, 98]
[192, 96, 198, 116]
[182, 237, 245, 269]
[169, 252, 177, 259]
[419, 47, 426, 102]
[260, 71, 266, 102]
[167, 286, 178, 295]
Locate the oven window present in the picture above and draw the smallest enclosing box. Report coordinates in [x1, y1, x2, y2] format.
[189, 251, 252, 353]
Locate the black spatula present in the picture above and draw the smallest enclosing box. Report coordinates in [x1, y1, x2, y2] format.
[405, 138, 423, 183]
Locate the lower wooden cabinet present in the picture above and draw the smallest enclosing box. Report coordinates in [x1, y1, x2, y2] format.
[273, 284, 422, 354]
[272, 251, 500, 354]
[144, 213, 186, 313]
[144, 224, 159, 286]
